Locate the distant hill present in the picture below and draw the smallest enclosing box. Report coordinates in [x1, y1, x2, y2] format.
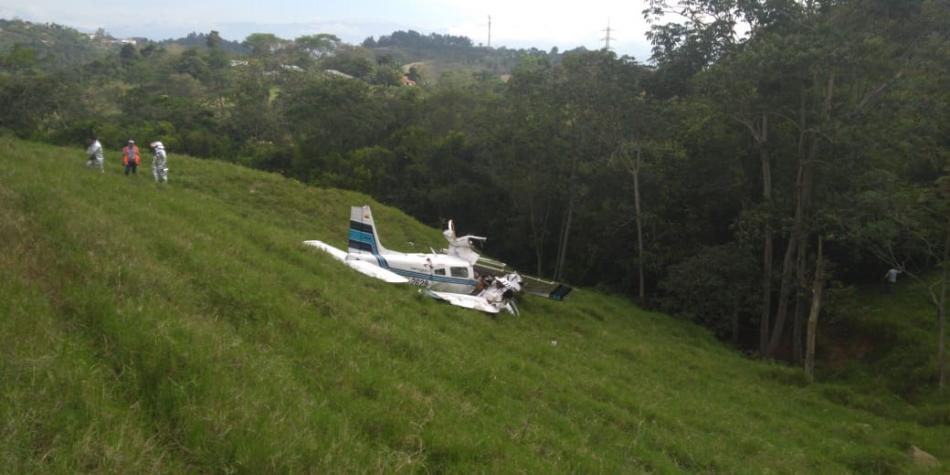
[364, 30, 485, 64]
[0, 20, 250, 70]
[157, 31, 248, 54]
[364, 29, 563, 78]
[0, 19, 112, 68]
[2, 136, 948, 472]
[0, 19, 561, 80]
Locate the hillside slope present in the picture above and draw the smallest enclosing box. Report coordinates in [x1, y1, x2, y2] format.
[1, 138, 947, 473]
[0, 19, 112, 68]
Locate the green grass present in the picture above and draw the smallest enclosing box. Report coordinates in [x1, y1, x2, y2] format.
[1, 137, 948, 473]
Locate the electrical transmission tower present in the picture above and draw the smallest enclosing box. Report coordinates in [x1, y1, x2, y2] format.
[601, 19, 614, 50]
[487, 15, 492, 48]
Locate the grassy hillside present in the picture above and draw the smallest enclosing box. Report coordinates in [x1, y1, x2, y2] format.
[1, 137, 948, 473]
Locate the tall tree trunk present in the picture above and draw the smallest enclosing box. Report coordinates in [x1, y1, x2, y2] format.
[528, 192, 551, 278]
[632, 148, 645, 301]
[530, 200, 544, 277]
[769, 142, 818, 356]
[758, 114, 773, 356]
[761, 233, 773, 355]
[554, 193, 575, 282]
[769, 156, 805, 356]
[793, 237, 811, 363]
[768, 73, 832, 357]
[938, 226, 949, 390]
[732, 301, 740, 345]
[768, 88, 808, 358]
[805, 237, 825, 382]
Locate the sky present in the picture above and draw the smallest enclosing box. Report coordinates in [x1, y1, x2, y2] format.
[0, 0, 655, 60]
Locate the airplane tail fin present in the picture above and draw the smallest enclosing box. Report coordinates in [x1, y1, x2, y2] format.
[348, 205, 388, 255]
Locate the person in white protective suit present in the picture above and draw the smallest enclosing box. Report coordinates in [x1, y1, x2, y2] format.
[85, 137, 104, 173]
[150, 141, 168, 183]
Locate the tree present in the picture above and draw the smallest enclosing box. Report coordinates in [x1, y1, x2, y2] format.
[660, 243, 760, 341]
[119, 43, 138, 65]
[547, 50, 644, 282]
[176, 48, 210, 81]
[295, 33, 340, 58]
[4, 43, 38, 71]
[804, 237, 825, 382]
[698, 36, 789, 355]
[845, 170, 949, 388]
[406, 66, 422, 83]
[320, 46, 375, 79]
[243, 33, 286, 57]
[206, 30, 222, 49]
[611, 136, 681, 300]
[614, 140, 648, 300]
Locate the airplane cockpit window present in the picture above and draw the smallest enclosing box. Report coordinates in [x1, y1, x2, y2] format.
[450, 267, 469, 278]
[434, 268, 446, 275]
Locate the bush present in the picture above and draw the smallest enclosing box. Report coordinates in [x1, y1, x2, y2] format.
[658, 243, 759, 339]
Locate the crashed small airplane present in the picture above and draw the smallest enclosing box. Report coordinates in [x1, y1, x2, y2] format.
[303, 205, 572, 315]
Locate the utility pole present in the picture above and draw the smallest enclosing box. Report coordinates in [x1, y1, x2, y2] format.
[601, 19, 613, 50]
[487, 15, 492, 48]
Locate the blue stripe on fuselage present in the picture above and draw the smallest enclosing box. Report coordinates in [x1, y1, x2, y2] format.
[389, 268, 476, 286]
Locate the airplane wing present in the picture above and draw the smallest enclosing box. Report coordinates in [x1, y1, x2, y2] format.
[303, 240, 409, 284]
[303, 240, 347, 261]
[422, 289, 502, 314]
[519, 274, 573, 301]
[474, 257, 573, 301]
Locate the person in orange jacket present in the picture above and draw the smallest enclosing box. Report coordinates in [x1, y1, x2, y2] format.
[122, 139, 141, 176]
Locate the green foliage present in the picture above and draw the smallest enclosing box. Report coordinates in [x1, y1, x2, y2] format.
[0, 19, 111, 68]
[158, 31, 247, 54]
[294, 33, 340, 58]
[242, 32, 287, 57]
[320, 45, 376, 79]
[659, 243, 760, 338]
[3, 43, 38, 70]
[826, 278, 950, 402]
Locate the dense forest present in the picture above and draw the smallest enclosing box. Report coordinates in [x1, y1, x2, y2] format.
[0, 0, 947, 387]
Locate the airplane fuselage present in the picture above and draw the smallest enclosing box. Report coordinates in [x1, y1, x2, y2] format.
[348, 251, 477, 294]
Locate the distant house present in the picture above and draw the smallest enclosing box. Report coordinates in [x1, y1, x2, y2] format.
[324, 69, 354, 79]
[85, 32, 136, 46]
[230, 60, 249, 67]
[400, 76, 417, 87]
[499, 74, 512, 83]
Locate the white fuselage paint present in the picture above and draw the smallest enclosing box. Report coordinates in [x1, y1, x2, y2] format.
[347, 250, 477, 294]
